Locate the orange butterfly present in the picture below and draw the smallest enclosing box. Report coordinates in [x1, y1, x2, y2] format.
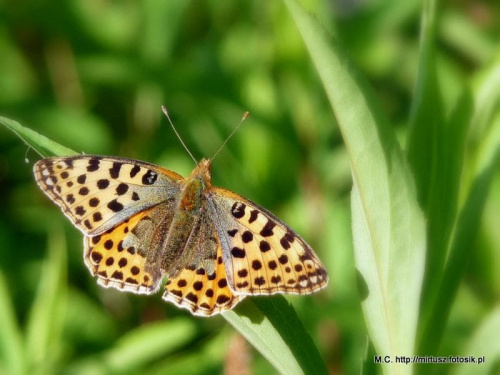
[34, 111, 328, 316]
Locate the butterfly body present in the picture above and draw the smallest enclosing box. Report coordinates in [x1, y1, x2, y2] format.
[34, 155, 328, 316]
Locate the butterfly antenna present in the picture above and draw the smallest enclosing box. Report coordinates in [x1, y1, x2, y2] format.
[210, 111, 249, 162]
[24, 146, 33, 163]
[161, 106, 197, 164]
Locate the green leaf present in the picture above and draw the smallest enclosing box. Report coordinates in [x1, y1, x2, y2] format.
[25, 227, 67, 375]
[415, 87, 472, 356]
[224, 296, 328, 375]
[283, 1, 426, 373]
[148, 330, 228, 375]
[104, 318, 197, 371]
[0, 116, 76, 157]
[420, 53, 500, 355]
[405, 0, 470, 354]
[406, 0, 446, 280]
[66, 318, 198, 375]
[455, 306, 500, 375]
[0, 271, 25, 375]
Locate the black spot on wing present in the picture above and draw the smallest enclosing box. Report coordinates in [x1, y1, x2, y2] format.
[87, 158, 101, 172]
[278, 254, 288, 264]
[130, 165, 141, 178]
[116, 183, 129, 195]
[249, 209, 259, 223]
[280, 236, 291, 250]
[259, 240, 271, 252]
[91, 251, 102, 263]
[142, 170, 157, 185]
[260, 219, 276, 237]
[170, 289, 182, 297]
[252, 260, 262, 270]
[108, 199, 124, 212]
[231, 202, 246, 219]
[185, 293, 198, 303]
[97, 179, 109, 189]
[231, 247, 246, 258]
[242, 231, 253, 243]
[216, 295, 230, 304]
[271, 276, 281, 284]
[238, 269, 248, 277]
[109, 162, 122, 179]
[118, 258, 127, 267]
[75, 206, 86, 216]
[254, 277, 265, 286]
[89, 198, 100, 207]
[125, 277, 138, 285]
[79, 187, 89, 196]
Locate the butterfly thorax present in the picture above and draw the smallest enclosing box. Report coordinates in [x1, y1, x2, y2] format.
[179, 158, 212, 212]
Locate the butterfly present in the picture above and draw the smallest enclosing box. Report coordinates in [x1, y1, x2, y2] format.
[33, 124, 328, 317]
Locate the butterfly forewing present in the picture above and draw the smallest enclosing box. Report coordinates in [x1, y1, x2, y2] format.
[34, 156, 183, 235]
[209, 188, 328, 296]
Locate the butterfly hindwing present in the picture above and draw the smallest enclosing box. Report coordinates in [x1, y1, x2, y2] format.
[162, 210, 244, 316]
[83, 200, 180, 294]
[34, 156, 183, 235]
[209, 188, 328, 296]
[163, 244, 243, 316]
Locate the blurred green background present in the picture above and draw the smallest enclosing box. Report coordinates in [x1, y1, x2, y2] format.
[0, 0, 499, 374]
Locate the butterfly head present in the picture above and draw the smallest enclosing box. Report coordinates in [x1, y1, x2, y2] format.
[189, 158, 212, 186]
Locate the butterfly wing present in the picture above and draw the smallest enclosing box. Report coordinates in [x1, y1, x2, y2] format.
[34, 155, 327, 316]
[84, 205, 166, 294]
[163, 244, 243, 316]
[208, 188, 328, 295]
[162, 210, 244, 316]
[34, 156, 183, 235]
